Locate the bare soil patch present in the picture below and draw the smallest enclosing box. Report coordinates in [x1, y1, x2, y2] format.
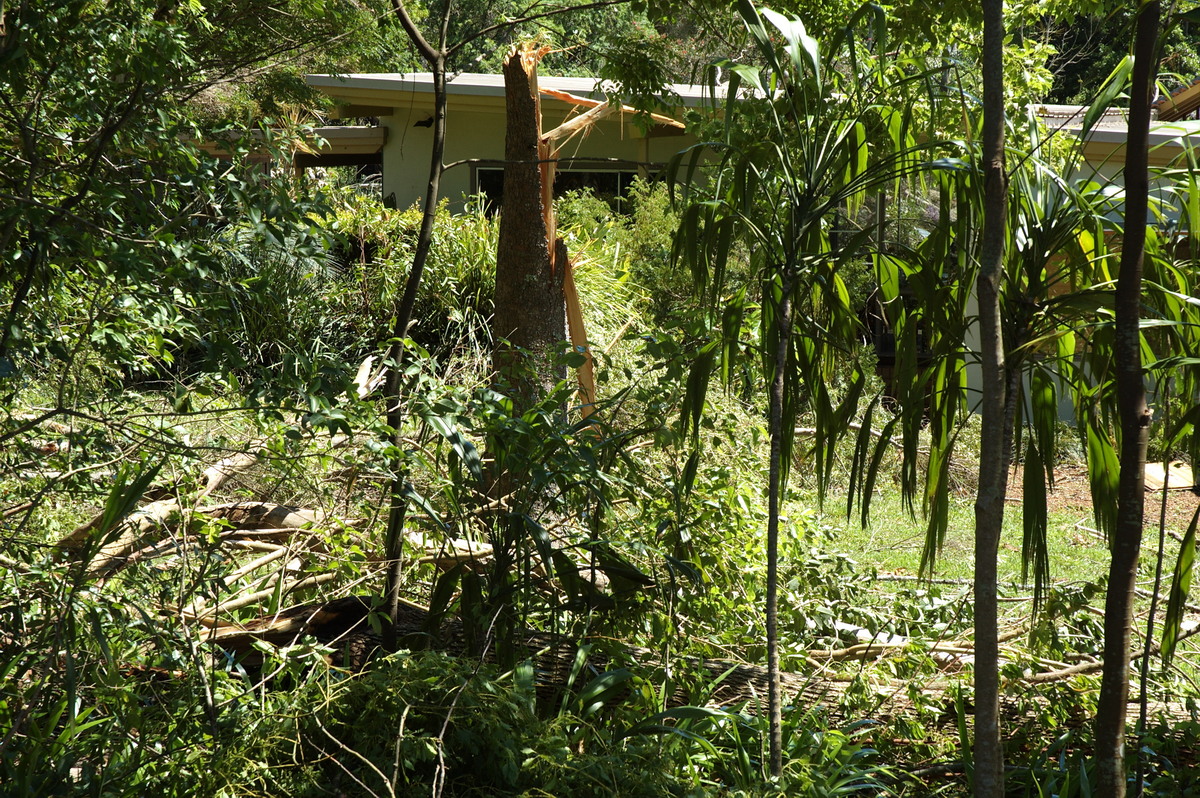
[1009, 462, 1200, 534]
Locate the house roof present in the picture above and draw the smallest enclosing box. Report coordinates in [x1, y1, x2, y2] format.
[306, 72, 712, 110]
[1080, 120, 1200, 168]
[1032, 103, 1144, 131]
[1154, 78, 1200, 122]
[1030, 103, 1200, 168]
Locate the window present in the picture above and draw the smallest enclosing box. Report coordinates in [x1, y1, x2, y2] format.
[470, 159, 655, 212]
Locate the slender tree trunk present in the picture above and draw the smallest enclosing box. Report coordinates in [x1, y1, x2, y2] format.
[766, 273, 794, 779]
[0, 243, 40, 367]
[974, 0, 1007, 794]
[1095, 4, 1159, 794]
[383, 0, 449, 649]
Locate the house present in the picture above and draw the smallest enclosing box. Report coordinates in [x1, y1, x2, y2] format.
[303, 72, 708, 211]
[1035, 96, 1200, 225]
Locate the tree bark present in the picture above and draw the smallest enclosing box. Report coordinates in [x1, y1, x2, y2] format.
[383, 0, 449, 651]
[494, 46, 566, 407]
[765, 273, 794, 779]
[1094, 4, 1159, 795]
[974, 0, 1008, 794]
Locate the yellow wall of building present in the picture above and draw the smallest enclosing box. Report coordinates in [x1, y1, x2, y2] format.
[379, 103, 695, 211]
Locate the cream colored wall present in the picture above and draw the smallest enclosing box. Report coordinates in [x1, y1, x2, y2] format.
[380, 102, 696, 211]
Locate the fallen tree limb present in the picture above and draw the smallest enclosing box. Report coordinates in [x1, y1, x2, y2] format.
[185, 572, 338, 621]
[83, 499, 183, 577]
[203, 502, 337, 531]
[204, 596, 1197, 729]
[224, 547, 292, 583]
[199, 440, 269, 497]
[58, 501, 351, 576]
[1019, 660, 1104, 684]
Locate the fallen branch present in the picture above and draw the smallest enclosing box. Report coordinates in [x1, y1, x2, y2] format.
[199, 439, 269, 497]
[186, 572, 338, 621]
[58, 500, 352, 576]
[539, 87, 684, 129]
[83, 499, 183, 577]
[1019, 660, 1104, 684]
[795, 423, 902, 449]
[224, 547, 292, 583]
[206, 596, 1198, 728]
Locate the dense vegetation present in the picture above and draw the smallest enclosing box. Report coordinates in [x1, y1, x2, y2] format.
[4, 0, 1200, 796]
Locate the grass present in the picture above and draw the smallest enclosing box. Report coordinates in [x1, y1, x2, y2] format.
[807, 489, 1114, 586]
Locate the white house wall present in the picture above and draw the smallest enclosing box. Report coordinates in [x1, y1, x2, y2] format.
[380, 103, 692, 212]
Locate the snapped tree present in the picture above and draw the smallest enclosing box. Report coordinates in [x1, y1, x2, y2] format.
[379, 0, 644, 645]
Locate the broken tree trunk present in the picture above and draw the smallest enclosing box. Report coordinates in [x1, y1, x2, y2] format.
[494, 44, 566, 409]
[494, 44, 613, 420]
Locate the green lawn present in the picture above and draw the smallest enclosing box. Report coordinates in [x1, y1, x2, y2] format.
[804, 490, 1118, 588]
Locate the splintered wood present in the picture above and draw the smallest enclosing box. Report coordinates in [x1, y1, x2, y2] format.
[501, 41, 699, 420]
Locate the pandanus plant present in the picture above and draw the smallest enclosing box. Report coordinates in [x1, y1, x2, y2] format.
[669, 0, 946, 775]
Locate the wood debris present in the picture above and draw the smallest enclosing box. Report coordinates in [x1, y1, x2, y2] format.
[1144, 460, 1196, 491]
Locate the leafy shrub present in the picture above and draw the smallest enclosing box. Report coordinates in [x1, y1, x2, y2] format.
[557, 179, 694, 325]
[324, 188, 497, 365]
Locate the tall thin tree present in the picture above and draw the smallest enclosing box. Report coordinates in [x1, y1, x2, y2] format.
[1094, 2, 1160, 794]
[973, 0, 1008, 794]
[671, 0, 941, 776]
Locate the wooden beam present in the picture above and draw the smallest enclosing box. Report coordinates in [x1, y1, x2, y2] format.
[1144, 461, 1196, 492]
[1154, 79, 1200, 122]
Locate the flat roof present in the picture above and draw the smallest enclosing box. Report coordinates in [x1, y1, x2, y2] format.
[1083, 120, 1200, 146]
[307, 72, 712, 107]
[1032, 103, 1143, 131]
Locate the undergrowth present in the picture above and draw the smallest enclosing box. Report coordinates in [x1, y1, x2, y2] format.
[4, 180, 1200, 798]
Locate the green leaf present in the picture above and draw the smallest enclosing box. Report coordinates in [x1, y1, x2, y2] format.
[425, 564, 465, 639]
[424, 413, 484, 486]
[96, 460, 163, 542]
[401, 482, 448, 532]
[1081, 56, 1133, 138]
[728, 63, 764, 94]
[681, 341, 717, 440]
[1084, 417, 1120, 541]
[680, 449, 700, 496]
[1022, 440, 1049, 608]
[577, 669, 635, 718]
[1030, 367, 1057, 485]
[1162, 507, 1198, 667]
[760, 7, 822, 86]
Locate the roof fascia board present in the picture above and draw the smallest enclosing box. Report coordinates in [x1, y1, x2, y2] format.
[307, 72, 710, 109]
